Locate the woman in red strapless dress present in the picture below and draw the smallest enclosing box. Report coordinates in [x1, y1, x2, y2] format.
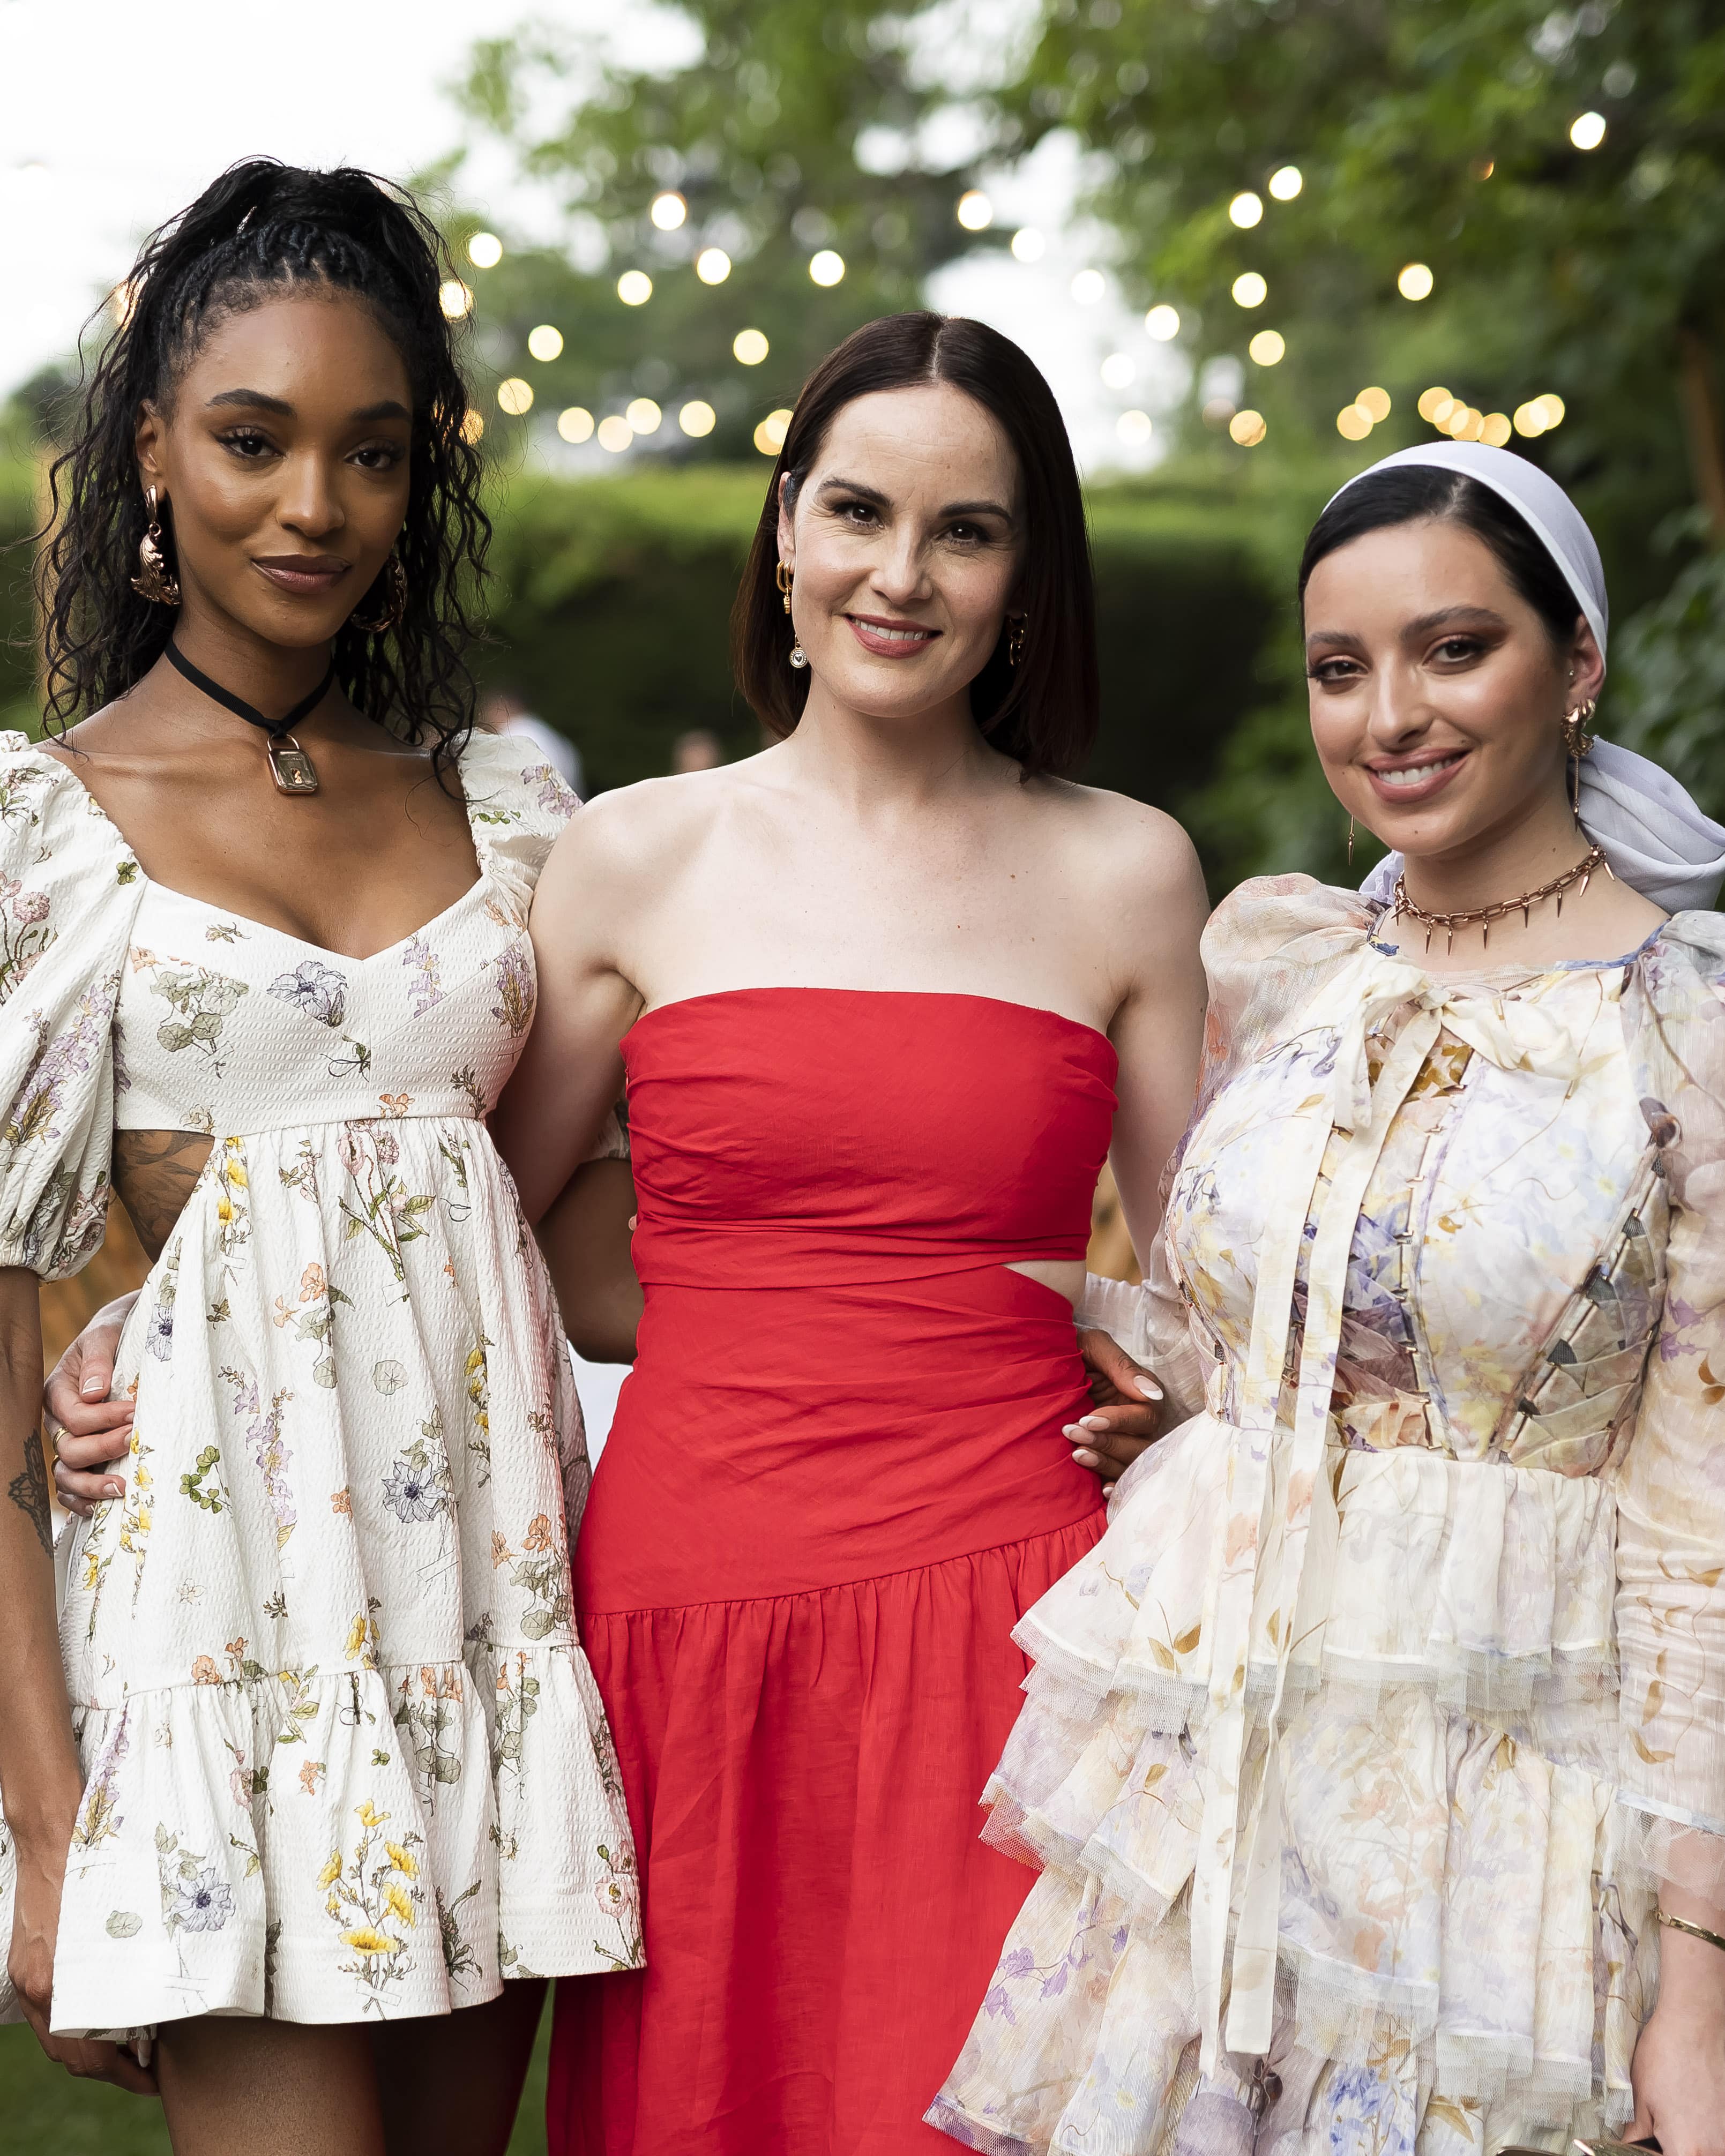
[563, 989, 1113, 2151]
[491, 313, 1209, 2154]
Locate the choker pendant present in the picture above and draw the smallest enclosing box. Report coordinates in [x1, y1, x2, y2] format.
[164, 641, 334, 798]
[266, 735, 320, 795]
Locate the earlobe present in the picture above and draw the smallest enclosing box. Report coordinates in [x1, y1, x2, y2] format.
[134, 401, 165, 490]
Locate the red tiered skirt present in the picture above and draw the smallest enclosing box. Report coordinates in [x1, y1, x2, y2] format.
[548, 1264, 1106, 2156]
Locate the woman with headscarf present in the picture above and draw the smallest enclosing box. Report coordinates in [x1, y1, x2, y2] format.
[930, 443, 1725, 2156]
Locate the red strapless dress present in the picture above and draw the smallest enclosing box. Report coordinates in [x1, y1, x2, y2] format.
[548, 990, 1116, 2156]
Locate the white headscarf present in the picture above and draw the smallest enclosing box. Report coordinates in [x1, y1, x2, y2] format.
[1330, 441, 1725, 914]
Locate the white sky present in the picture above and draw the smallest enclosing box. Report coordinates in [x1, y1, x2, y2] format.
[1, 0, 1181, 473]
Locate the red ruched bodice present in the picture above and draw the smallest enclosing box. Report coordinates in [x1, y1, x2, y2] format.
[553, 990, 1117, 2156]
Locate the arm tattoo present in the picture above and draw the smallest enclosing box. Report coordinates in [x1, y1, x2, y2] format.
[8, 1433, 52, 1556]
[114, 1127, 213, 1262]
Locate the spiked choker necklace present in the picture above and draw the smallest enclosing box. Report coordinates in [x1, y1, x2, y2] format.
[165, 642, 333, 796]
[1390, 843, 1610, 954]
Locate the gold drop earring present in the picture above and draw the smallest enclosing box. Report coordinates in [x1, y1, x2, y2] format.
[776, 559, 808, 670]
[1347, 814, 1355, 868]
[1562, 697, 1597, 820]
[132, 485, 181, 607]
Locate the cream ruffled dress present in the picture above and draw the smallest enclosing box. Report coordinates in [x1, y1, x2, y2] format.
[0, 730, 639, 2033]
[931, 876, 1725, 2155]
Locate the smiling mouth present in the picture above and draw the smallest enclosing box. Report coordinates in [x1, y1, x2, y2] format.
[846, 614, 938, 652]
[1370, 750, 1467, 789]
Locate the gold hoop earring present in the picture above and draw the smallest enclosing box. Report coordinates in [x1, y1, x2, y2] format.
[351, 554, 407, 633]
[132, 485, 181, 607]
[775, 562, 794, 615]
[1006, 615, 1026, 667]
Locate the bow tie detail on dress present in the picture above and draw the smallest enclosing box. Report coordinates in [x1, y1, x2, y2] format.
[1191, 951, 1618, 2071]
[1320, 961, 1605, 1135]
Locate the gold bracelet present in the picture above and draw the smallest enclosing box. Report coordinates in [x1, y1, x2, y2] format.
[1657, 1907, 1725, 1954]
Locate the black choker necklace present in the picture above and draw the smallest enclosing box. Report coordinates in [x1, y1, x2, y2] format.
[165, 643, 334, 796]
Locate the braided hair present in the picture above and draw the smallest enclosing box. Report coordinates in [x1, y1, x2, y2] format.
[36, 159, 488, 778]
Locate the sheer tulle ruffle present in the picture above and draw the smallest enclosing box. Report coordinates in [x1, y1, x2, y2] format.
[932, 1413, 1668, 2148]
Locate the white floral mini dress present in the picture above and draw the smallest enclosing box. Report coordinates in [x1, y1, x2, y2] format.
[0, 729, 640, 2033]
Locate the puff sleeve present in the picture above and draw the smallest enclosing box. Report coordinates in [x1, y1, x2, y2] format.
[459, 730, 628, 1161]
[1077, 875, 1377, 1423]
[1614, 914, 1725, 1889]
[0, 736, 143, 1277]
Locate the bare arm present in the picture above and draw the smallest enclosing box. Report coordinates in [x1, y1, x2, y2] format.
[490, 806, 648, 1226]
[0, 1267, 152, 2089]
[1103, 812, 1211, 1256]
[1063, 807, 1209, 1484]
[539, 1159, 642, 1366]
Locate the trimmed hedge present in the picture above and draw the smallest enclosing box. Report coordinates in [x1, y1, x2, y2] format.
[0, 458, 1303, 888]
[479, 465, 1293, 885]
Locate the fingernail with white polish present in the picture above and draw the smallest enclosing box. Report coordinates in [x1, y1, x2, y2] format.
[1079, 1415, 1108, 1433]
[1072, 1449, 1100, 1468]
[1133, 1376, 1163, 1401]
[82, 1376, 104, 1396]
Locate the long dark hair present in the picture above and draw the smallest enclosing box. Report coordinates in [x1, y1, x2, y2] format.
[1298, 467, 1584, 648]
[732, 312, 1099, 780]
[35, 159, 489, 776]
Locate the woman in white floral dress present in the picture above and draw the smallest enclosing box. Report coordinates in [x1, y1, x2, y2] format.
[0, 162, 635, 2154]
[931, 447, 1725, 2156]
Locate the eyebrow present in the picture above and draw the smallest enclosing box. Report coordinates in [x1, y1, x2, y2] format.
[1305, 604, 1509, 649]
[204, 390, 412, 423]
[815, 475, 1015, 520]
[1403, 604, 1509, 635]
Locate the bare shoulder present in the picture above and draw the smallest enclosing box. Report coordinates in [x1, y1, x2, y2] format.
[1034, 776, 1208, 913]
[541, 762, 751, 893]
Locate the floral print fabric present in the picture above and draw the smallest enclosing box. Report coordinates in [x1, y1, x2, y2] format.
[0, 731, 639, 2032]
[932, 875, 1725, 2154]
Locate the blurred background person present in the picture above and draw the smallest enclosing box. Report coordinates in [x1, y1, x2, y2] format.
[668, 726, 723, 774]
[481, 683, 584, 796]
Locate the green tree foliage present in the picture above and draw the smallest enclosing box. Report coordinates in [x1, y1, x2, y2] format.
[990, 0, 1725, 827]
[445, 2, 1021, 457]
[1001, 2, 1724, 533]
[445, 0, 1725, 845]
